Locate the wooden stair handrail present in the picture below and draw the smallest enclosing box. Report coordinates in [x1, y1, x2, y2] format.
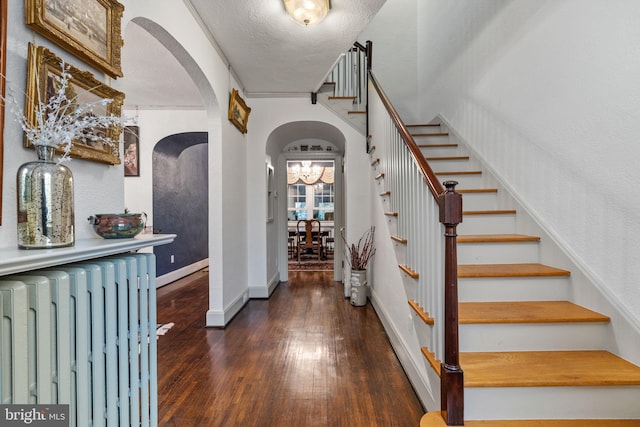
[368, 71, 446, 201]
[368, 71, 464, 425]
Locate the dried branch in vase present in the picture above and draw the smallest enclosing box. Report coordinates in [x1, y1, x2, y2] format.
[341, 226, 376, 271]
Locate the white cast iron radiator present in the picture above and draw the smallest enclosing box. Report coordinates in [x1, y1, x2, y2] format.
[0, 253, 158, 427]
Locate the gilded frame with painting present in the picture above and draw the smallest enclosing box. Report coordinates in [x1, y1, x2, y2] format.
[228, 88, 251, 134]
[25, 44, 124, 164]
[25, 0, 124, 78]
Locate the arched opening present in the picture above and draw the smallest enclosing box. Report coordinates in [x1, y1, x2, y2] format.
[152, 132, 208, 277]
[118, 18, 220, 288]
[265, 121, 346, 283]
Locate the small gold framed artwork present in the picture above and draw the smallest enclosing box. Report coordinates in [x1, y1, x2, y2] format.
[228, 88, 251, 134]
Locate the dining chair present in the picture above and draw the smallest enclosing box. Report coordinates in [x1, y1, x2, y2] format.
[296, 219, 324, 262]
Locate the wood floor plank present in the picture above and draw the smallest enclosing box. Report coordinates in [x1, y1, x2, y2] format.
[156, 270, 424, 426]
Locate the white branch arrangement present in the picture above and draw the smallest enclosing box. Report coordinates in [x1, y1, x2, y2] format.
[341, 226, 376, 271]
[3, 61, 128, 163]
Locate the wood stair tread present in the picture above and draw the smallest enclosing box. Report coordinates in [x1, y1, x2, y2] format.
[407, 123, 440, 127]
[458, 188, 498, 193]
[425, 156, 470, 161]
[418, 143, 458, 148]
[412, 132, 449, 137]
[459, 301, 609, 324]
[463, 209, 516, 215]
[421, 412, 640, 427]
[436, 170, 482, 175]
[461, 350, 640, 387]
[328, 95, 355, 100]
[459, 263, 571, 278]
[458, 234, 540, 243]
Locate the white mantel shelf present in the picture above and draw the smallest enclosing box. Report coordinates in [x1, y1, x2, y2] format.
[0, 234, 176, 277]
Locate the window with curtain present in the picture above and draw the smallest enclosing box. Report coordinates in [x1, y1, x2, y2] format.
[287, 160, 334, 221]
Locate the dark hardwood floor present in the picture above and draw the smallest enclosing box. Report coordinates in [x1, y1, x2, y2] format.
[156, 270, 425, 426]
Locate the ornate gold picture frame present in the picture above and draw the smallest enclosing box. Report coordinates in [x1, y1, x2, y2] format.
[25, 44, 124, 164]
[25, 0, 124, 78]
[228, 88, 251, 134]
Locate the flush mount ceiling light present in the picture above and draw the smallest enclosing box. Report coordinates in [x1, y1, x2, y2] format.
[283, 0, 330, 26]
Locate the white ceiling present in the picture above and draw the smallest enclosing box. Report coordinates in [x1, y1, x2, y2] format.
[118, 0, 386, 108]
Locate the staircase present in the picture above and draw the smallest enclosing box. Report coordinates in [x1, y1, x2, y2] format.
[315, 81, 366, 134]
[313, 42, 369, 134]
[375, 122, 640, 425]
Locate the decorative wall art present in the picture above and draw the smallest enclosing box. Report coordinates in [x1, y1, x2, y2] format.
[228, 88, 251, 134]
[0, 0, 6, 225]
[25, 44, 125, 164]
[123, 125, 139, 176]
[25, 0, 124, 78]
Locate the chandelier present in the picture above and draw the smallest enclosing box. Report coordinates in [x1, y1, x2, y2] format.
[291, 161, 323, 184]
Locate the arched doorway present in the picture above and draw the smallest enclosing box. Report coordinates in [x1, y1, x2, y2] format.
[265, 121, 346, 283]
[152, 132, 208, 278]
[118, 18, 220, 290]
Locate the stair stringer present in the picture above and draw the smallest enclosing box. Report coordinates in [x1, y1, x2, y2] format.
[435, 113, 640, 367]
[368, 172, 441, 412]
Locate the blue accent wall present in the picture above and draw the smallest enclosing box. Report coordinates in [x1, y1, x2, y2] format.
[152, 132, 208, 277]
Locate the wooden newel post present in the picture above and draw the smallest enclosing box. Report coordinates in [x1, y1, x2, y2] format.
[438, 180, 464, 425]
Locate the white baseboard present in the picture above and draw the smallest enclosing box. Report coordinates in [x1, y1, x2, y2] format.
[156, 259, 209, 288]
[369, 287, 435, 411]
[206, 289, 249, 327]
[249, 271, 280, 298]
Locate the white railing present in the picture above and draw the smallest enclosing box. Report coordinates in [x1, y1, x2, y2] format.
[371, 88, 445, 359]
[326, 42, 368, 107]
[369, 70, 464, 425]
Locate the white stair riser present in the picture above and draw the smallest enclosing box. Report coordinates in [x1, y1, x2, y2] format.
[348, 114, 366, 125]
[459, 276, 569, 302]
[409, 125, 442, 134]
[460, 322, 608, 352]
[456, 192, 498, 211]
[458, 241, 539, 264]
[426, 159, 473, 172]
[435, 173, 485, 188]
[458, 214, 516, 234]
[465, 386, 640, 420]
[419, 146, 462, 157]
[413, 134, 449, 143]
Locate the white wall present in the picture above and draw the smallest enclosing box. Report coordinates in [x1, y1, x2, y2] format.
[358, 0, 419, 123]
[417, 0, 640, 325]
[0, 2, 124, 246]
[246, 98, 371, 294]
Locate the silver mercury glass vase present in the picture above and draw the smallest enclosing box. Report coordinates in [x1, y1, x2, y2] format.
[16, 145, 75, 249]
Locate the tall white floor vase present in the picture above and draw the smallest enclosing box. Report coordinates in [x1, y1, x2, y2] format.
[350, 269, 367, 306]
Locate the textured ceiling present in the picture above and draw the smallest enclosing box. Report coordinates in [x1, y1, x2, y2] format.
[118, 0, 385, 108]
[187, 0, 385, 95]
